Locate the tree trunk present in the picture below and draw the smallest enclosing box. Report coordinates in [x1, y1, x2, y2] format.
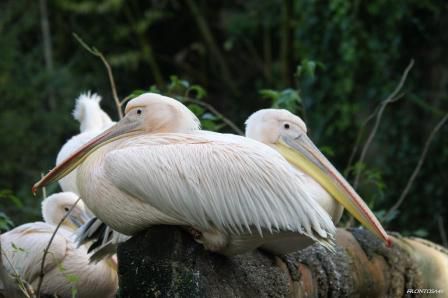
[117, 227, 448, 297]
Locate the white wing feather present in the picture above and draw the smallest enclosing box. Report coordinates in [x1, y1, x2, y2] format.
[72, 92, 114, 133]
[104, 131, 335, 241]
[0, 222, 68, 286]
[57, 92, 115, 193]
[1, 222, 118, 297]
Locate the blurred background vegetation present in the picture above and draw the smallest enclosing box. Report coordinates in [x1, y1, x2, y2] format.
[0, 0, 447, 246]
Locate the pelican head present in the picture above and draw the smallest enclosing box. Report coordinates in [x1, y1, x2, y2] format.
[33, 93, 200, 193]
[246, 109, 307, 144]
[123, 93, 201, 133]
[245, 109, 391, 247]
[42, 192, 90, 230]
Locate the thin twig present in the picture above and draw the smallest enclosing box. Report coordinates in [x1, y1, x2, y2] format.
[185, 0, 239, 96]
[1, 247, 33, 298]
[40, 173, 47, 200]
[279, 0, 294, 85]
[122, 3, 164, 87]
[35, 197, 82, 297]
[353, 60, 414, 189]
[181, 97, 244, 135]
[345, 93, 405, 176]
[344, 61, 413, 228]
[241, 39, 266, 78]
[385, 113, 448, 219]
[119, 95, 133, 107]
[345, 105, 380, 175]
[73, 33, 123, 119]
[39, 0, 55, 110]
[438, 216, 448, 248]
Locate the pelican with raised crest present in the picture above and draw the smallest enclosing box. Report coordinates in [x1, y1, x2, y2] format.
[33, 93, 390, 256]
[57, 92, 115, 194]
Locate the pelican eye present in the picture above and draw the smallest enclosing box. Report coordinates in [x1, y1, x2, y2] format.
[64, 207, 70, 212]
[137, 109, 143, 115]
[284, 123, 290, 129]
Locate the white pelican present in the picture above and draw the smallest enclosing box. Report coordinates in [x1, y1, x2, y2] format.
[83, 108, 392, 260]
[56, 92, 114, 194]
[245, 109, 390, 243]
[34, 93, 390, 256]
[52, 91, 123, 257]
[1, 192, 118, 297]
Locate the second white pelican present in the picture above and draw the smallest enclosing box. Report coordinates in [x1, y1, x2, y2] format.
[52, 92, 124, 257]
[1, 192, 118, 297]
[56, 92, 115, 194]
[245, 109, 390, 244]
[34, 93, 390, 256]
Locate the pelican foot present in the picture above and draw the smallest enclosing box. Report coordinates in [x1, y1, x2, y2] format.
[187, 227, 203, 241]
[278, 254, 300, 281]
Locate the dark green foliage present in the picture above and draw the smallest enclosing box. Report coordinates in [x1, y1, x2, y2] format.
[0, 0, 447, 244]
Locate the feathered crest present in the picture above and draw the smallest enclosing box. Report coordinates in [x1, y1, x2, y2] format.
[72, 91, 102, 121]
[71, 91, 114, 132]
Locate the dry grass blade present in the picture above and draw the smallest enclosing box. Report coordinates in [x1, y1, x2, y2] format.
[35, 197, 82, 298]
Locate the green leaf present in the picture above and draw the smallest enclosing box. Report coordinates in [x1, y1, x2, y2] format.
[260, 88, 303, 113]
[71, 287, 78, 298]
[259, 89, 280, 102]
[66, 274, 80, 284]
[301, 59, 316, 78]
[377, 209, 398, 223]
[148, 85, 160, 93]
[187, 104, 205, 117]
[413, 229, 429, 238]
[11, 242, 26, 252]
[187, 85, 207, 100]
[272, 89, 302, 111]
[168, 75, 190, 94]
[319, 146, 335, 157]
[127, 89, 147, 99]
[0, 189, 23, 208]
[0, 211, 14, 231]
[202, 112, 219, 121]
[200, 119, 221, 131]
